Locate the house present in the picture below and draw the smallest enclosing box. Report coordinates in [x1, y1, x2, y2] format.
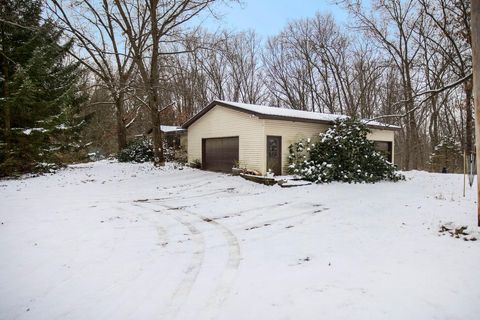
[182, 100, 398, 175]
[160, 125, 187, 149]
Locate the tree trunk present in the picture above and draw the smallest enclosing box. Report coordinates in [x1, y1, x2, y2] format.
[429, 95, 439, 149]
[404, 64, 419, 170]
[464, 79, 473, 155]
[471, 0, 480, 226]
[2, 59, 10, 141]
[150, 98, 164, 166]
[408, 109, 420, 170]
[148, 0, 164, 167]
[114, 94, 127, 151]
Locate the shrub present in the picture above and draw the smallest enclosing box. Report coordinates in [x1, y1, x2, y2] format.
[288, 118, 404, 183]
[163, 144, 176, 162]
[117, 138, 154, 163]
[163, 145, 187, 164]
[189, 159, 202, 169]
[174, 148, 188, 164]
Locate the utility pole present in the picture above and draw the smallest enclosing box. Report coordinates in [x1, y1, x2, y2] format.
[472, 0, 480, 226]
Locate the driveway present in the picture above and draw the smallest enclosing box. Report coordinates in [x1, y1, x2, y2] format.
[1, 161, 479, 319]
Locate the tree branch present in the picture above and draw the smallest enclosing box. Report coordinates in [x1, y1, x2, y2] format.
[368, 73, 472, 122]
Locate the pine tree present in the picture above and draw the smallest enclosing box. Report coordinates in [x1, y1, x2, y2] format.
[288, 119, 404, 183]
[0, 0, 86, 176]
[428, 136, 463, 173]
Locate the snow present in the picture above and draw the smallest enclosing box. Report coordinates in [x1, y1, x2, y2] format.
[20, 128, 47, 135]
[160, 125, 186, 133]
[215, 100, 399, 129]
[1, 161, 479, 320]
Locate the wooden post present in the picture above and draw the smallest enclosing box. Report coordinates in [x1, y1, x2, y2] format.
[472, 0, 480, 226]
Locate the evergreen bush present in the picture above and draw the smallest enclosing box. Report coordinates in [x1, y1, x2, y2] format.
[117, 138, 154, 163]
[428, 136, 463, 173]
[288, 118, 404, 183]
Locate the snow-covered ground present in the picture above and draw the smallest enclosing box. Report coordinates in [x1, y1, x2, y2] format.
[1, 161, 479, 320]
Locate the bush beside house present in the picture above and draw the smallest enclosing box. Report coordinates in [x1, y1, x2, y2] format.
[117, 138, 154, 163]
[117, 137, 187, 164]
[288, 119, 404, 183]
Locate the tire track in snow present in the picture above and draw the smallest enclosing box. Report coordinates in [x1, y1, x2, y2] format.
[198, 216, 241, 319]
[134, 203, 206, 319]
[159, 180, 212, 194]
[237, 207, 326, 232]
[126, 185, 264, 206]
[125, 188, 236, 204]
[108, 203, 203, 319]
[163, 215, 206, 319]
[137, 192, 244, 319]
[130, 203, 169, 247]
[162, 204, 242, 319]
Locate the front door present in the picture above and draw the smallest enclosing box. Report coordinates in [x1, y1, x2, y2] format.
[266, 136, 282, 176]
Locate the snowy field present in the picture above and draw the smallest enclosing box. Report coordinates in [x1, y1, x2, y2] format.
[1, 161, 479, 320]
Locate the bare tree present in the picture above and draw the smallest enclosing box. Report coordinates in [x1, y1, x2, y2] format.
[162, 29, 267, 121]
[263, 13, 385, 119]
[49, 0, 137, 151]
[45, 0, 472, 172]
[346, 0, 425, 169]
[111, 0, 228, 166]
[222, 31, 267, 104]
[418, 0, 472, 154]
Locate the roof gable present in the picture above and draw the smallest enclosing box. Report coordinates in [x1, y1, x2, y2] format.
[182, 100, 400, 131]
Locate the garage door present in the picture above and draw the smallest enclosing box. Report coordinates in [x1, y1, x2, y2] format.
[202, 137, 239, 173]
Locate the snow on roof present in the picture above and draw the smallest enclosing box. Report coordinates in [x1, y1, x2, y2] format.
[160, 125, 186, 133]
[214, 100, 399, 129]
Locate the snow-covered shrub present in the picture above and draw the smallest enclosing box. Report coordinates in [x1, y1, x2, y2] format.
[288, 118, 404, 183]
[163, 145, 176, 162]
[174, 148, 188, 164]
[117, 138, 154, 163]
[163, 141, 187, 163]
[288, 137, 319, 181]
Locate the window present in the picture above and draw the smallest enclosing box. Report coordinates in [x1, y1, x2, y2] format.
[374, 141, 393, 163]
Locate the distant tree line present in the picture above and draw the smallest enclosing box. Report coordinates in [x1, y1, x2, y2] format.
[163, 0, 472, 171]
[0, 0, 472, 175]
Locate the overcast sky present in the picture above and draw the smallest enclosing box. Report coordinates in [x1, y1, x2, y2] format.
[199, 0, 348, 38]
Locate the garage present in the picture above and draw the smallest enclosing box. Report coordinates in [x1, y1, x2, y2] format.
[202, 137, 239, 173]
[184, 100, 398, 175]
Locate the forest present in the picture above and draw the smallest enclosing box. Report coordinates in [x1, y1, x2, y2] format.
[0, 0, 473, 176]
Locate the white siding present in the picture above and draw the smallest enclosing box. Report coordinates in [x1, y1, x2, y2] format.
[187, 104, 397, 175]
[180, 134, 188, 149]
[264, 119, 329, 174]
[263, 122, 396, 174]
[187, 106, 265, 172]
[368, 129, 395, 163]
